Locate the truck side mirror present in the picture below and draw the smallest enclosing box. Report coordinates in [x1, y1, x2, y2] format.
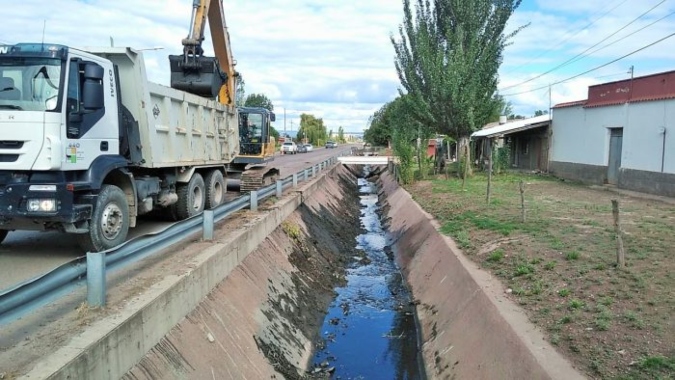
[269, 112, 276, 122]
[82, 63, 104, 110]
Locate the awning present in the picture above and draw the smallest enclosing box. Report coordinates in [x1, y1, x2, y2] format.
[471, 114, 551, 139]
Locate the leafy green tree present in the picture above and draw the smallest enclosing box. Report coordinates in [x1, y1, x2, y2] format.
[391, 0, 525, 141]
[364, 103, 392, 146]
[235, 75, 246, 106]
[337, 126, 345, 143]
[534, 109, 549, 116]
[488, 94, 513, 123]
[244, 93, 274, 112]
[297, 113, 328, 145]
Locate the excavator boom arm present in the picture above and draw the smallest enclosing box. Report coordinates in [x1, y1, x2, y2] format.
[169, 0, 236, 105]
[206, 0, 236, 106]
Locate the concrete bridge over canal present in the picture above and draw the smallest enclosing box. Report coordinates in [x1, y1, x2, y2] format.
[337, 155, 390, 165]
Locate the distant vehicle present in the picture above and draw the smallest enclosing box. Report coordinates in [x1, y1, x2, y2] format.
[325, 141, 337, 149]
[304, 144, 314, 152]
[297, 144, 308, 153]
[281, 141, 298, 154]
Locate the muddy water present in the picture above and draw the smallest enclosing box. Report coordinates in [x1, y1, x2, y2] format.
[311, 171, 424, 379]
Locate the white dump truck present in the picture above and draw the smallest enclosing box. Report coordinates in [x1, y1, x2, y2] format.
[0, 43, 271, 252]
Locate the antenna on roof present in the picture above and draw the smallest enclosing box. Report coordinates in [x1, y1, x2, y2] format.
[41, 20, 46, 50]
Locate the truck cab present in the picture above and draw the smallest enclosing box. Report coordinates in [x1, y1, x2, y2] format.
[0, 43, 129, 248]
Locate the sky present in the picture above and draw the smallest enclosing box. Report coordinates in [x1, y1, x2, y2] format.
[2, 0, 675, 133]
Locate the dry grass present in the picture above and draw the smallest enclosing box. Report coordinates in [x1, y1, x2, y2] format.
[406, 172, 675, 380]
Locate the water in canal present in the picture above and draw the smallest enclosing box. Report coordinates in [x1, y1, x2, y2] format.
[311, 170, 424, 379]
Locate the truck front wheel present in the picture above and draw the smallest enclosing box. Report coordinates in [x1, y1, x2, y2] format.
[0, 230, 8, 244]
[78, 184, 130, 252]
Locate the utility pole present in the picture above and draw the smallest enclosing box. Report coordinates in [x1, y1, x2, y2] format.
[548, 83, 552, 115]
[629, 65, 634, 80]
[283, 108, 286, 134]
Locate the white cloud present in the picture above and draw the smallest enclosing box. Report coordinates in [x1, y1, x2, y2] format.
[4, 0, 675, 130]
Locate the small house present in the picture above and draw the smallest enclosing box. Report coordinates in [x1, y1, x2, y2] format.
[550, 70, 675, 197]
[472, 114, 551, 171]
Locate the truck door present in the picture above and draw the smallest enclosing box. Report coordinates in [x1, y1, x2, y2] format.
[62, 56, 120, 170]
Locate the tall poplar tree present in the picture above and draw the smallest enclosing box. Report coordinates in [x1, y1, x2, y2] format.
[391, 0, 525, 140]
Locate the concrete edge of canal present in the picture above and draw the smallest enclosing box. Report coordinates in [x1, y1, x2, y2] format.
[380, 169, 586, 380]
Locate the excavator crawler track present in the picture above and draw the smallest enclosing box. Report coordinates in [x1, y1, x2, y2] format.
[240, 167, 280, 193]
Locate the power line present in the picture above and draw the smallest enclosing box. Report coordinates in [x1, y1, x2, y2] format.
[562, 9, 675, 68]
[500, 0, 668, 92]
[503, 0, 631, 75]
[500, 31, 675, 97]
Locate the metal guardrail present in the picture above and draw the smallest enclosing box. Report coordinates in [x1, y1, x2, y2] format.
[0, 155, 341, 325]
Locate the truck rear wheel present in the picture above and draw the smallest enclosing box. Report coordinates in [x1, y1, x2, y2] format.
[204, 169, 225, 209]
[78, 184, 130, 252]
[0, 230, 8, 244]
[173, 173, 206, 220]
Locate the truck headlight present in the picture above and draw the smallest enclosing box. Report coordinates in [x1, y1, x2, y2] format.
[27, 199, 57, 212]
[29, 184, 57, 191]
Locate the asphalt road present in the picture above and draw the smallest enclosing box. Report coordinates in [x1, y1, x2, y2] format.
[0, 145, 354, 291]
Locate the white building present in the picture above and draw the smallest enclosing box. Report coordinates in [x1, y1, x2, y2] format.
[550, 70, 675, 197]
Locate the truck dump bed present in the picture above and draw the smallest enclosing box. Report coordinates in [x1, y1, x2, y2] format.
[82, 47, 239, 168]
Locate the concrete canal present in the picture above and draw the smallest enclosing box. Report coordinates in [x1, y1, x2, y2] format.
[311, 168, 424, 378]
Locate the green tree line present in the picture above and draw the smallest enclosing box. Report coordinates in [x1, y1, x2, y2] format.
[366, 0, 525, 183]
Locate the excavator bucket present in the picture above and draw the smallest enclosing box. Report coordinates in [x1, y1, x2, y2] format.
[168, 54, 225, 99]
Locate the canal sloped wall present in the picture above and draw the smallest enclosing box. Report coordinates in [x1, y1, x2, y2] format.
[121, 165, 363, 380]
[20, 164, 362, 380]
[378, 169, 586, 380]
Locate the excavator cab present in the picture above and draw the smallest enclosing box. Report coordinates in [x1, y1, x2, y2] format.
[236, 107, 276, 158]
[229, 107, 279, 192]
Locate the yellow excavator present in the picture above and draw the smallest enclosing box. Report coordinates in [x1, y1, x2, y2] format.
[169, 0, 279, 192]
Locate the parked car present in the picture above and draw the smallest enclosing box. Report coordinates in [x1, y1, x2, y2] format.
[297, 144, 308, 153]
[325, 141, 337, 149]
[304, 144, 314, 152]
[281, 141, 298, 154]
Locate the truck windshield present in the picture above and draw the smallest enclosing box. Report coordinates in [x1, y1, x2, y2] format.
[0, 57, 63, 111]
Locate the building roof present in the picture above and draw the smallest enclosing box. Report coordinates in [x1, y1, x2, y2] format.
[552, 99, 587, 109]
[471, 114, 551, 139]
[552, 70, 675, 110]
[586, 70, 675, 108]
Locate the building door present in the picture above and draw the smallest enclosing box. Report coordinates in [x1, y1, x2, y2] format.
[607, 128, 623, 185]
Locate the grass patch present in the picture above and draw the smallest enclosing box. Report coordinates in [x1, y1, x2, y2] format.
[565, 251, 581, 261]
[487, 249, 505, 262]
[281, 221, 302, 241]
[405, 170, 675, 379]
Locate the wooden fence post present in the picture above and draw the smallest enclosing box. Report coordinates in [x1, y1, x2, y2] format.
[486, 138, 493, 205]
[612, 199, 626, 267]
[519, 180, 526, 223]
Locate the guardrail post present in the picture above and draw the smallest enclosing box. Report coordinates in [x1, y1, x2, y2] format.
[312, 166, 316, 177]
[304, 168, 309, 181]
[250, 190, 258, 212]
[86, 251, 106, 307]
[293, 173, 298, 188]
[203, 209, 214, 240]
[276, 180, 283, 198]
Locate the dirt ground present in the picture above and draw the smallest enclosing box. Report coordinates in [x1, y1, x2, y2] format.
[406, 172, 675, 380]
